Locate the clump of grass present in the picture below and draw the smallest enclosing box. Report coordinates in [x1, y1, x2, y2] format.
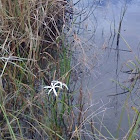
[0, 0, 76, 139]
[116, 59, 140, 140]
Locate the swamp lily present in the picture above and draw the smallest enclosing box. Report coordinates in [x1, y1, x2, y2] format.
[44, 80, 68, 96]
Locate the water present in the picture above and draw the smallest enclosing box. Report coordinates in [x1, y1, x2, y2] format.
[72, 0, 140, 139]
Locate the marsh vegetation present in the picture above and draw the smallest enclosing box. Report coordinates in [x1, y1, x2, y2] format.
[0, 0, 140, 140]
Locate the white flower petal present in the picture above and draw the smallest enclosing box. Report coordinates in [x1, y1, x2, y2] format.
[62, 83, 68, 90]
[53, 81, 62, 87]
[54, 86, 63, 89]
[44, 86, 51, 89]
[52, 88, 58, 96]
[47, 89, 52, 95]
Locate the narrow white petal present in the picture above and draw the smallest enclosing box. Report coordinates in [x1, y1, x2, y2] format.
[52, 80, 60, 84]
[53, 81, 62, 87]
[53, 88, 58, 96]
[47, 89, 52, 95]
[44, 86, 51, 89]
[54, 86, 63, 89]
[62, 83, 68, 90]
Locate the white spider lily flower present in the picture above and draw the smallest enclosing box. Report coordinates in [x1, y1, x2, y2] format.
[44, 80, 68, 96]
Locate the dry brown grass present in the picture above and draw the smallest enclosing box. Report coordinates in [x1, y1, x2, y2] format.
[0, 0, 75, 139]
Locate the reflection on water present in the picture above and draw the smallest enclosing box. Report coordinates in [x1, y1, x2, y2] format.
[73, 0, 140, 139]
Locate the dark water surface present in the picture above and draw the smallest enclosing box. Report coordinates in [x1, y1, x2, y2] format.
[73, 0, 140, 139]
